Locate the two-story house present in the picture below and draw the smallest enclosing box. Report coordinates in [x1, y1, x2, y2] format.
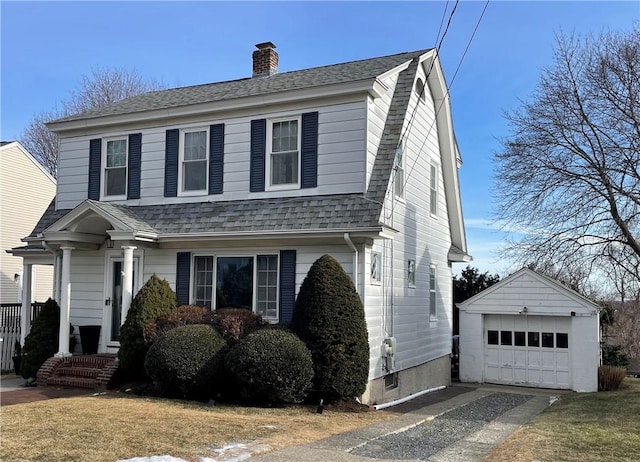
[17, 43, 469, 404]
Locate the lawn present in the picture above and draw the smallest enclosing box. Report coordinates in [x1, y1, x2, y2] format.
[486, 378, 640, 462]
[0, 394, 399, 462]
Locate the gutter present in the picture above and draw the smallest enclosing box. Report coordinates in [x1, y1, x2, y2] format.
[343, 233, 358, 294]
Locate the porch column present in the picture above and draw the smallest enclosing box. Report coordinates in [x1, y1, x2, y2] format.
[55, 246, 73, 357]
[19, 263, 33, 345]
[53, 252, 62, 303]
[121, 246, 137, 326]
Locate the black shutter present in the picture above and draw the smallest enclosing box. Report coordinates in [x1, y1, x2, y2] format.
[164, 129, 179, 197]
[209, 124, 224, 194]
[301, 112, 318, 189]
[250, 119, 266, 192]
[279, 250, 296, 324]
[176, 252, 191, 306]
[127, 133, 142, 199]
[88, 139, 102, 200]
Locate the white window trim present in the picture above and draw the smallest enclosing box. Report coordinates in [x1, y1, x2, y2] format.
[266, 116, 301, 191]
[101, 136, 128, 201]
[370, 251, 382, 285]
[429, 264, 437, 322]
[393, 141, 405, 201]
[407, 258, 416, 288]
[178, 127, 209, 196]
[191, 252, 280, 323]
[430, 162, 439, 218]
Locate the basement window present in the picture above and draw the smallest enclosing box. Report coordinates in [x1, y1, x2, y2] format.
[384, 373, 398, 390]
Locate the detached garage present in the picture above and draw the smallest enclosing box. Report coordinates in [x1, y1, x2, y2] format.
[458, 268, 600, 392]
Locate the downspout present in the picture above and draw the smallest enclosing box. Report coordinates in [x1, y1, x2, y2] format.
[343, 233, 358, 295]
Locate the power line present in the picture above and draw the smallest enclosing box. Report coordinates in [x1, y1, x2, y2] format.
[389, 0, 490, 217]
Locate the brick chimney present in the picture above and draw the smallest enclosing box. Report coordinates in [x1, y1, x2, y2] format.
[252, 42, 278, 77]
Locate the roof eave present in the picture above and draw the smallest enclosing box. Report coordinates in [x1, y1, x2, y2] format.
[47, 79, 385, 134]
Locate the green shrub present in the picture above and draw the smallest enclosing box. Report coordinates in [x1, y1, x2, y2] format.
[144, 324, 227, 399]
[21, 298, 60, 379]
[598, 365, 626, 391]
[118, 274, 177, 378]
[212, 308, 267, 346]
[144, 305, 214, 344]
[290, 254, 369, 402]
[225, 328, 314, 404]
[601, 343, 629, 367]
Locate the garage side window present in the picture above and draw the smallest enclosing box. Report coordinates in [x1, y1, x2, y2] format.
[488, 330, 498, 345]
[500, 331, 512, 345]
[542, 332, 554, 348]
[514, 331, 526, 346]
[556, 333, 569, 348]
[528, 332, 539, 347]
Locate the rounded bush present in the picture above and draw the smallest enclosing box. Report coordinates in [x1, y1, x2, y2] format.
[144, 324, 226, 399]
[212, 308, 267, 346]
[290, 254, 369, 402]
[21, 298, 60, 379]
[144, 305, 214, 344]
[118, 274, 177, 379]
[225, 328, 314, 404]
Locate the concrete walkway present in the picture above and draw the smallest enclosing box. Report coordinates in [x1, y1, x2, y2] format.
[252, 384, 558, 462]
[0, 373, 92, 406]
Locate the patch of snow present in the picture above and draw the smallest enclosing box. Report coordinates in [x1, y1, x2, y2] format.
[118, 442, 271, 462]
[119, 456, 187, 462]
[549, 396, 559, 406]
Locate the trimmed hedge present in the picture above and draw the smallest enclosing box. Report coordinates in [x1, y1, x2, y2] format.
[144, 324, 227, 399]
[225, 328, 314, 404]
[290, 255, 369, 402]
[21, 298, 60, 379]
[212, 308, 267, 346]
[118, 274, 177, 378]
[144, 305, 214, 344]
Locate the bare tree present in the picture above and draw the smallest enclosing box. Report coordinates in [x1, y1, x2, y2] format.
[494, 26, 640, 285]
[21, 67, 164, 177]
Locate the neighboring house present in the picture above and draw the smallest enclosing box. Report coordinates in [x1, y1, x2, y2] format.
[1, 141, 56, 305]
[16, 43, 469, 405]
[458, 268, 600, 392]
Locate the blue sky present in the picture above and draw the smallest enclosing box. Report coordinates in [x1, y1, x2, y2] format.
[2, 1, 638, 275]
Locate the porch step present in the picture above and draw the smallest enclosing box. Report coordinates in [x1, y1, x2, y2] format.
[37, 354, 118, 391]
[46, 376, 98, 389]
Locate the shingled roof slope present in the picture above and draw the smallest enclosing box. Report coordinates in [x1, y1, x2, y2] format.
[51, 49, 429, 123]
[30, 194, 386, 238]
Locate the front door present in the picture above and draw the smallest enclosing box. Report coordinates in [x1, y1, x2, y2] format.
[105, 256, 139, 346]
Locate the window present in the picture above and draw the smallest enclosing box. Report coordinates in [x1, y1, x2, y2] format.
[193, 254, 279, 322]
[415, 78, 426, 102]
[556, 333, 569, 349]
[514, 331, 526, 346]
[194, 256, 214, 308]
[501, 330, 513, 346]
[370, 252, 381, 284]
[429, 265, 437, 320]
[394, 141, 404, 198]
[430, 163, 438, 215]
[269, 118, 300, 187]
[488, 330, 499, 345]
[528, 331, 540, 347]
[407, 259, 416, 287]
[542, 332, 554, 348]
[384, 373, 398, 390]
[103, 138, 127, 198]
[181, 129, 208, 193]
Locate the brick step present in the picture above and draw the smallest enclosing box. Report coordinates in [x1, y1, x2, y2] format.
[68, 354, 117, 368]
[47, 376, 98, 389]
[56, 366, 102, 379]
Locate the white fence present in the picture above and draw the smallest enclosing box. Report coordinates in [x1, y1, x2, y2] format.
[0, 303, 44, 372]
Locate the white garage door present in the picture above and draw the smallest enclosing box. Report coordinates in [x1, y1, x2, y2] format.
[484, 315, 571, 389]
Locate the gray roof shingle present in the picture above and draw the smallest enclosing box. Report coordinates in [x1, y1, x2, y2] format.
[51, 49, 429, 124]
[30, 194, 386, 238]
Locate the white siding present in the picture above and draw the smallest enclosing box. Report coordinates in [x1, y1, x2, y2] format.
[56, 99, 368, 210]
[0, 143, 56, 303]
[367, 63, 454, 378]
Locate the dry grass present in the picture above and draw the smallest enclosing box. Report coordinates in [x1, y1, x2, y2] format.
[598, 364, 627, 390]
[0, 394, 399, 462]
[485, 378, 640, 462]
